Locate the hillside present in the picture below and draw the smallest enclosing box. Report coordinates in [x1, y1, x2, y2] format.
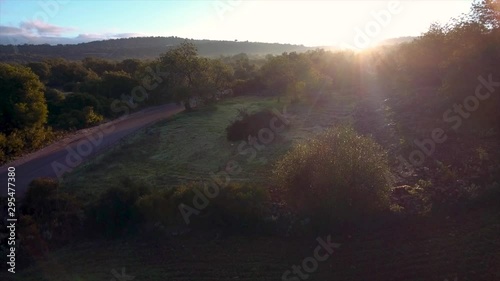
[0, 36, 316, 62]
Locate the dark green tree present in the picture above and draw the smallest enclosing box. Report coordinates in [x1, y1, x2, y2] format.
[0, 63, 47, 134]
[159, 42, 208, 110]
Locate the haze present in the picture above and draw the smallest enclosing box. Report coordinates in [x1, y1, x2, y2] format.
[1, 0, 472, 47]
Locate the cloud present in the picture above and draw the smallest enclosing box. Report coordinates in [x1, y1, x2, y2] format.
[19, 20, 75, 36]
[0, 26, 24, 35]
[76, 32, 143, 40]
[112, 33, 143, 38]
[0, 21, 143, 45]
[76, 33, 105, 40]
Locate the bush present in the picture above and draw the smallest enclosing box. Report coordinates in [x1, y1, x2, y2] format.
[273, 125, 393, 227]
[55, 106, 103, 130]
[212, 183, 271, 228]
[232, 78, 264, 96]
[226, 109, 285, 142]
[0, 133, 7, 163]
[135, 186, 180, 226]
[21, 178, 83, 245]
[390, 181, 432, 215]
[85, 178, 150, 238]
[136, 182, 271, 230]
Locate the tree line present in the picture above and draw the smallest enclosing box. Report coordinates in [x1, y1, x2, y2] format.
[0, 36, 313, 63]
[1, 0, 498, 164]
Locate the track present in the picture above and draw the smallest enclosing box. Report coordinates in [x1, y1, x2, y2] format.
[0, 103, 184, 197]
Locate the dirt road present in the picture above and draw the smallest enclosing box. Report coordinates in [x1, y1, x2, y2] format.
[0, 103, 184, 197]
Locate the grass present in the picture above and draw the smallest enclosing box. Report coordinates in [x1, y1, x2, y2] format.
[5, 194, 499, 281]
[60, 95, 355, 200]
[5, 95, 500, 281]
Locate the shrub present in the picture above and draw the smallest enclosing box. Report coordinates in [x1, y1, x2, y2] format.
[226, 109, 285, 142]
[273, 125, 393, 227]
[232, 78, 264, 96]
[390, 181, 432, 215]
[55, 107, 103, 130]
[0, 133, 6, 163]
[85, 178, 150, 238]
[137, 182, 271, 230]
[211, 183, 271, 228]
[21, 178, 83, 245]
[18, 215, 48, 259]
[135, 187, 179, 226]
[5, 130, 25, 156]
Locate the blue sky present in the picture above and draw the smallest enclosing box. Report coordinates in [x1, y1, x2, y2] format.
[0, 0, 474, 47]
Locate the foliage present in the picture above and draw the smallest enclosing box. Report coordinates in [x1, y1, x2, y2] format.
[0, 63, 52, 163]
[44, 58, 91, 89]
[226, 109, 282, 142]
[211, 183, 271, 228]
[391, 181, 433, 215]
[82, 57, 116, 75]
[136, 182, 270, 230]
[50, 93, 105, 130]
[26, 61, 51, 83]
[85, 178, 150, 238]
[273, 126, 393, 226]
[0, 36, 313, 62]
[376, 0, 500, 133]
[225, 53, 257, 80]
[470, 0, 500, 29]
[258, 51, 328, 101]
[0, 63, 47, 133]
[158, 42, 205, 109]
[45, 88, 66, 126]
[232, 77, 265, 96]
[96, 70, 139, 99]
[117, 58, 144, 75]
[21, 178, 83, 245]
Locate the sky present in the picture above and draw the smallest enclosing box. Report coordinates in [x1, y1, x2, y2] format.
[0, 0, 474, 47]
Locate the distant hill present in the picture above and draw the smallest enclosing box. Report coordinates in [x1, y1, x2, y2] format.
[0, 36, 316, 63]
[377, 36, 416, 46]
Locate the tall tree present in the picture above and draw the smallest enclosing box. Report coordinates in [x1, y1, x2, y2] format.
[0, 63, 47, 134]
[159, 42, 207, 110]
[470, 0, 500, 30]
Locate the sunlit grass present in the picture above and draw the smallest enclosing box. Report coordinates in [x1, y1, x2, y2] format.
[61, 95, 354, 200]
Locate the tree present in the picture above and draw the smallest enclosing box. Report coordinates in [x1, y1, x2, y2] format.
[260, 54, 295, 95]
[230, 53, 256, 80]
[159, 42, 207, 110]
[98, 71, 138, 99]
[26, 62, 51, 83]
[45, 58, 90, 89]
[470, 0, 500, 30]
[82, 57, 116, 76]
[206, 58, 234, 99]
[259, 52, 323, 100]
[0, 63, 47, 134]
[0, 63, 51, 163]
[44, 88, 66, 125]
[273, 126, 392, 226]
[117, 58, 143, 75]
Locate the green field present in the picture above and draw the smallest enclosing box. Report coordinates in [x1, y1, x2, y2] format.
[61, 95, 355, 200]
[5, 95, 500, 281]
